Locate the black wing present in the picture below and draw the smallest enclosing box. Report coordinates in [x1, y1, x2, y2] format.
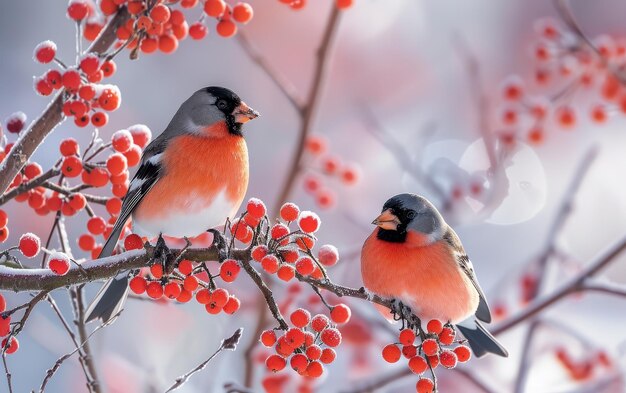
[443, 227, 492, 323]
[98, 141, 166, 258]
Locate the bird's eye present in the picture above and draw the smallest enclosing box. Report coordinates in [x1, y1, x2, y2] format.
[216, 99, 228, 110]
[407, 211, 416, 219]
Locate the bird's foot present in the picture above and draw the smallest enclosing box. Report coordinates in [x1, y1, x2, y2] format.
[390, 299, 421, 331]
[207, 228, 228, 261]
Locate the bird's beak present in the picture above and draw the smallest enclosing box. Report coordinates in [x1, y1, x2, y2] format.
[233, 101, 260, 124]
[372, 209, 401, 231]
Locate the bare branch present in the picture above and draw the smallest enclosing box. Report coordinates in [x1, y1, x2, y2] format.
[164, 328, 243, 392]
[0, 168, 61, 206]
[240, 260, 288, 330]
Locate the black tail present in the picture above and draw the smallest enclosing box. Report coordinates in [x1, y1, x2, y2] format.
[84, 219, 129, 323]
[456, 320, 509, 358]
[84, 274, 129, 323]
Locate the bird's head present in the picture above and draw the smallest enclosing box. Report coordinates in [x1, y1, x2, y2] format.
[172, 86, 259, 138]
[372, 193, 446, 245]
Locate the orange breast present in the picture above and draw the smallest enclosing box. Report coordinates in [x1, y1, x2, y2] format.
[361, 228, 478, 323]
[134, 134, 249, 221]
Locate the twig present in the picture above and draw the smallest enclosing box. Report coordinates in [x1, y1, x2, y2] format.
[164, 328, 243, 392]
[0, 168, 61, 206]
[240, 260, 288, 330]
[2, 351, 12, 393]
[237, 32, 304, 113]
[38, 311, 121, 393]
[271, 5, 342, 214]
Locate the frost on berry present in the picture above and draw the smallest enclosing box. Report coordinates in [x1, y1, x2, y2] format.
[19, 233, 41, 258]
[5, 112, 27, 134]
[298, 211, 320, 233]
[33, 40, 57, 64]
[318, 244, 339, 266]
[128, 124, 152, 148]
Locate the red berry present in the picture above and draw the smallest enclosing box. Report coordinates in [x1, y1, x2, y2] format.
[320, 348, 336, 364]
[295, 256, 315, 276]
[195, 289, 211, 304]
[98, 87, 121, 111]
[67, 0, 89, 20]
[177, 289, 193, 303]
[175, 259, 192, 276]
[164, 282, 182, 299]
[311, 314, 329, 332]
[35, 77, 53, 96]
[0, 295, 5, 313]
[335, 0, 353, 9]
[318, 244, 339, 266]
[232, 2, 253, 24]
[260, 330, 277, 347]
[124, 234, 143, 250]
[265, 354, 286, 372]
[382, 344, 401, 363]
[270, 223, 289, 240]
[101, 60, 116, 77]
[129, 276, 147, 294]
[306, 360, 323, 378]
[0, 316, 10, 336]
[60, 138, 79, 156]
[438, 326, 455, 346]
[246, 197, 266, 219]
[123, 145, 142, 167]
[251, 245, 268, 262]
[24, 163, 43, 179]
[128, 124, 152, 148]
[0, 210, 7, 228]
[1, 337, 19, 355]
[285, 327, 305, 348]
[46, 69, 63, 89]
[106, 153, 128, 176]
[277, 265, 295, 281]
[223, 295, 241, 315]
[330, 304, 351, 324]
[422, 338, 439, 356]
[62, 69, 82, 90]
[111, 129, 133, 153]
[426, 319, 443, 335]
[290, 353, 308, 374]
[48, 252, 71, 275]
[79, 54, 100, 75]
[298, 211, 320, 233]
[320, 328, 341, 347]
[556, 105, 576, 128]
[454, 345, 471, 362]
[204, 0, 226, 17]
[261, 255, 280, 274]
[280, 202, 300, 222]
[34, 41, 56, 64]
[409, 355, 428, 374]
[19, 233, 40, 258]
[189, 22, 208, 40]
[91, 112, 108, 127]
[78, 234, 96, 251]
[61, 156, 82, 177]
[216, 20, 237, 38]
[306, 344, 322, 360]
[439, 350, 458, 369]
[214, 259, 238, 283]
[150, 4, 171, 23]
[416, 378, 434, 393]
[290, 308, 311, 328]
[146, 282, 163, 299]
[6, 112, 27, 134]
[183, 276, 198, 291]
[211, 288, 229, 308]
[106, 197, 123, 216]
[150, 264, 163, 279]
[399, 329, 416, 346]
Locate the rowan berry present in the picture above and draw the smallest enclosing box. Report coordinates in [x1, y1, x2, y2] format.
[277, 265, 295, 281]
[49, 252, 71, 275]
[306, 344, 322, 360]
[320, 348, 336, 364]
[19, 233, 40, 257]
[280, 203, 300, 222]
[0, 228, 7, 243]
[0, 210, 7, 228]
[2, 337, 19, 355]
[196, 288, 211, 304]
[335, 0, 353, 9]
[211, 288, 230, 308]
[454, 345, 471, 362]
[320, 328, 341, 347]
[123, 145, 142, 167]
[146, 282, 163, 299]
[67, 0, 89, 20]
[129, 276, 147, 294]
[556, 105, 576, 128]
[290, 308, 311, 328]
[416, 377, 434, 393]
[318, 244, 339, 266]
[78, 234, 96, 251]
[189, 22, 208, 40]
[330, 304, 351, 324]
[409, 355, 428, 374]
[216, 20, 237, 38]
[101, 60, 116, 77]
[0, 316, 10, 336]
[159, 33, 179, 54]
[74, 114, 90, 127]
[24, 163, 43, 179]
[34, 41, 56, 64]
[295, 256, 314, 276]
[98, 87, 121, 111]
[150, 4, 171, 23]
[382, 344, 401, 363]
[261, 255, 280, 274]
[246, 197, 266, 219]
[46, 69, 63, 89]
[35, 77, 53, 96]
[422, 338, 439, 356]
[298, 211, 320, 233]
[399, 329, 416, 346]
[62, 69, 82, 90]
[91, 112, 108, 127]
[124, 234, 143, 250]
[79, 54, 100, 76]
[438, 326, 455, 345]
[204, 0, 226, 17]
[106, 153, 128, 176]
[78, 84, 96, 100]
[164, 282, 182, 299]
[223, 296, 240, 314]
[232, 2, 253, 24]
[426, 319, 443, 335]
[106, 197, 122, 216]
[265, 354, 286, 372]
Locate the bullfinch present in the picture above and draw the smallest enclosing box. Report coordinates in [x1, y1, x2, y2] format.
[361, 193, 508, 357]
[85, 86, 259, 323]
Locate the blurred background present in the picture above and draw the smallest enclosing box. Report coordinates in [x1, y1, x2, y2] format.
[2, 0, 626, 391]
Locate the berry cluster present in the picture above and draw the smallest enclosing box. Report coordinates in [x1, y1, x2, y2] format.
[0, 294, 19, 356]
[127, 250, 241, 314]
[277, 0, 355, 11]
[262, 308, 346, 378]
[33, 38, 121, 127]
[495, 17, 626, 147]
[381, 320, 471, 393]
[302, 135, 360, 209]
[101, 0, 254, 54]
[555, 347, 612, 382]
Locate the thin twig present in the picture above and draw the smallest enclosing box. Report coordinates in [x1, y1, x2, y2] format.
[164, 328, 243, 392]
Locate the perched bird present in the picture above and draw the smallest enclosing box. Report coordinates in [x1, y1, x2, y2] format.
[85, 86, 259, 323]
[361, 193, 508, 357]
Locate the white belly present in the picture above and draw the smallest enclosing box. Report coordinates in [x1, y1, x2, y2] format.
[131, 189, 239, 238]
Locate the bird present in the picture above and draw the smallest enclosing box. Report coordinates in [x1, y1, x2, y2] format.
[360, 193, 508, 357]
[85, 86, 259, 323]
